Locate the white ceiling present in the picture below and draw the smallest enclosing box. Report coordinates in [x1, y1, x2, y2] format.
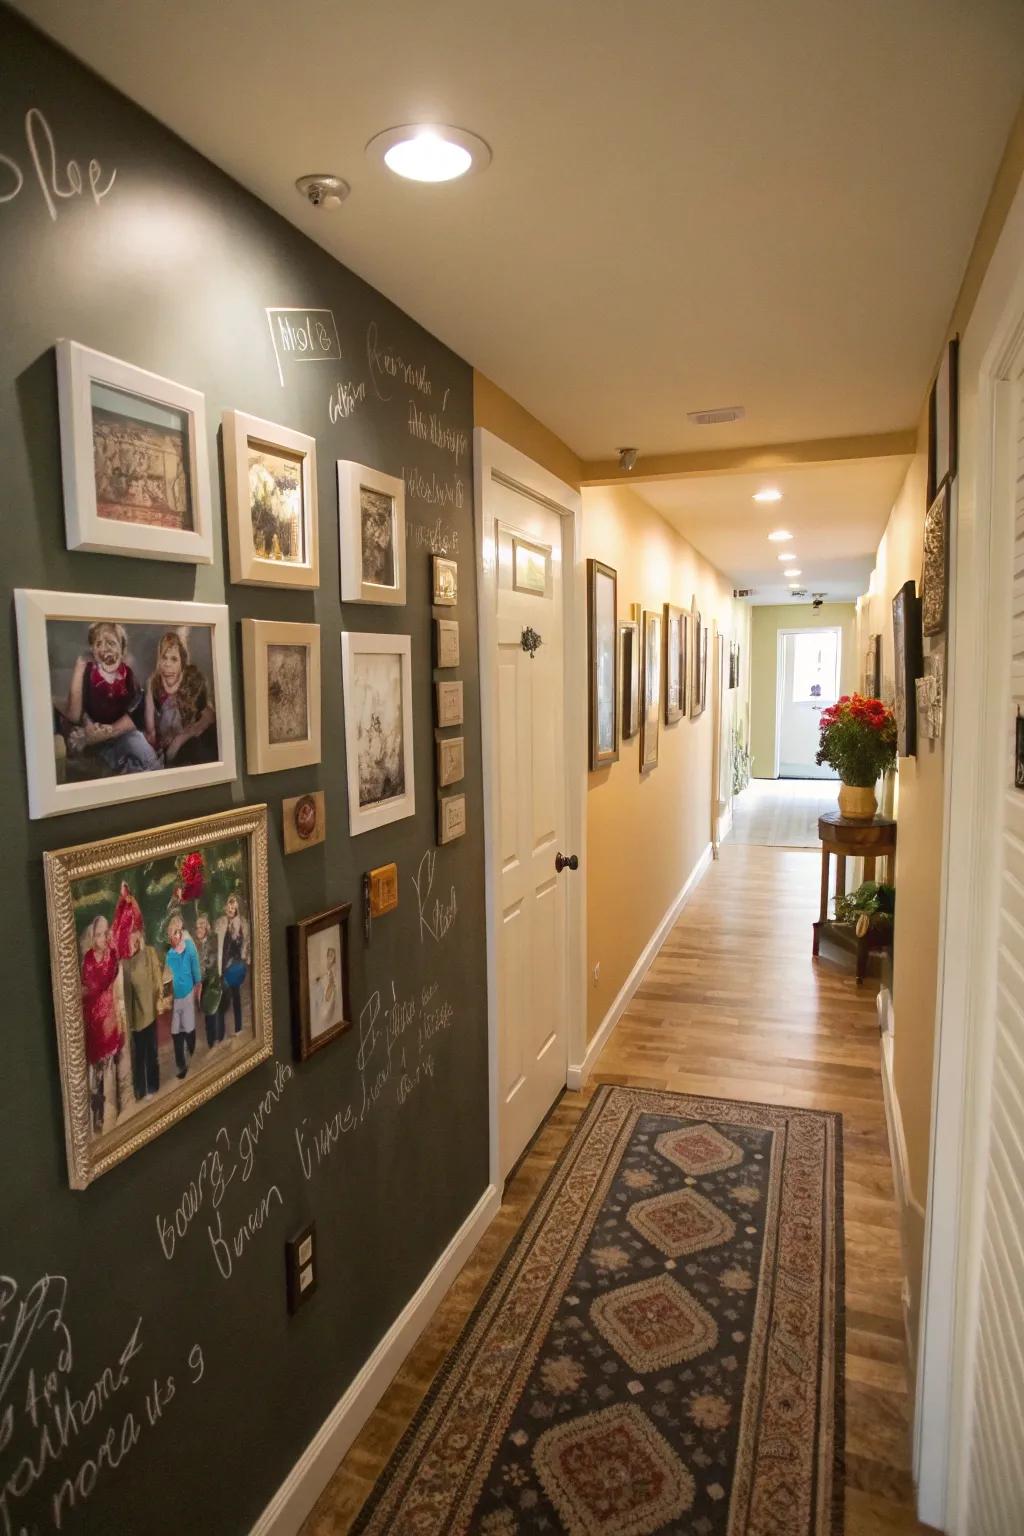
[14, 0, 1024, 461]
[635, 457, 913, 605]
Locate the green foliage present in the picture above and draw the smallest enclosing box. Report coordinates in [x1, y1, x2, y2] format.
[834, 880, 895, 930]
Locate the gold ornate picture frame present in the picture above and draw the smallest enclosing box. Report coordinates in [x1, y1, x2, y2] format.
[44, 805, 273, 1189]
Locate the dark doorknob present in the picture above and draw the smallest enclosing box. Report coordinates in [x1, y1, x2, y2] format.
[555, 853, 579, 873]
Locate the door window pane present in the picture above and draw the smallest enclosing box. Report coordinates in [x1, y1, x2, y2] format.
[792, 631, 839, 702]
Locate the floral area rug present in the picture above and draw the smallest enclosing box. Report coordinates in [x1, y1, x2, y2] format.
[352, 1085, 844, 1535]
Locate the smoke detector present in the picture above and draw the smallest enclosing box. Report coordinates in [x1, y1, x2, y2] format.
[686, 405, 746, 427]
[618, 447, 639, 472]
[295, 174, 351, 209]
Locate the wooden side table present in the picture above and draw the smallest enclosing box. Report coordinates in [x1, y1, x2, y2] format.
[813, 811, 896, 982]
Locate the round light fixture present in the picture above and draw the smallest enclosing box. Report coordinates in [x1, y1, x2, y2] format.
[753, 487, 783, 503]
[767, 529, 792, 542]
[367, 124, 492, 183]
[778, 551, 798, 561]
[789, 583, 801, 590]
[784, 568, 802, 577]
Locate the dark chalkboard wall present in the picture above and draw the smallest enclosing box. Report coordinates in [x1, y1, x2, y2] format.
[0, 11, 489, 1532]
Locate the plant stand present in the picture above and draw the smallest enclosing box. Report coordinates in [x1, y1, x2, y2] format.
[813, 811, 897, 984]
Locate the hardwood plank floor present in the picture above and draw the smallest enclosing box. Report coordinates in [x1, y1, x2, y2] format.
[302, 841, 934, 1534]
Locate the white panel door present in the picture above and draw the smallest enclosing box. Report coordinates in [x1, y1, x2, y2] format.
[492, 490, 568, 1176]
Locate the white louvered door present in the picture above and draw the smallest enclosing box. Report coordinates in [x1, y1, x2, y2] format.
[966, 369, 1024, 1534]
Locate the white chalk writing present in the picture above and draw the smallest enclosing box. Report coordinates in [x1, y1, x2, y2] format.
[412, 850, 458, 944]
[266, 307, 342, 386]
[403, 466, 466, 510]
[0, 109, 116, 223]
[328, 378, 366, 422]
[407, 401, 469, 464]
[366, 322, 434, 402]
[407, 518, 460, 555]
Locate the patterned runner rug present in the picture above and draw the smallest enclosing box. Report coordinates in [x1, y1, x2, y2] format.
[353, 1086, 844, 1535]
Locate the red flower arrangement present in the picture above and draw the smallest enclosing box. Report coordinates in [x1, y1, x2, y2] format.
[816, 693, 897, 786]
[175, 849, 206, 904]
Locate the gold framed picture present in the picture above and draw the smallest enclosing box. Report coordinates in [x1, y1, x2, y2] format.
[433, 555, 458, 606]
[43, 805, 273, 1189]
[367, 862, 399, 917]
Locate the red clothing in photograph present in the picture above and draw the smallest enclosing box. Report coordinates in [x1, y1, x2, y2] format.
[81, 946, 122, 1063]
[82, 661, 138, 725]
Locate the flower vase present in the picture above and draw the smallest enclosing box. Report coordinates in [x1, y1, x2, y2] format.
[838, 782, 877, 821]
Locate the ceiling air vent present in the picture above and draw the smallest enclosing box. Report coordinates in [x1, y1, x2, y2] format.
[687, 405, 746, 427]
[790, 589, 808, 598]
[733, 587, 756, 599]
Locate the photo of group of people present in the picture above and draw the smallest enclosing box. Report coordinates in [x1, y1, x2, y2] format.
[73, 835, 253, 1142]
[48, 616, 220, 785]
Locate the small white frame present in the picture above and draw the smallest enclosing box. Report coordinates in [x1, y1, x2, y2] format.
[435, 618, 460, 669]
[15, 588, 236, 819]
[340, 631, 416, 835]
[223, 410, 319, 588]
[56, 339, 213, 564]
[337, 460, 406, 605]
[241, 619, 322, 775]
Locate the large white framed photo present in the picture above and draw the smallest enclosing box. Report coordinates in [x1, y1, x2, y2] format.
[56, 339, 214, 564]
[223, 410, 319, 588]
[340, 631, 415, 835]
[15, 589, 236, 819]
[337, 461, 406, 605]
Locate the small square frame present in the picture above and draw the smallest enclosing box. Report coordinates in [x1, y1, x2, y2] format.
[435, 618, 460, 668]
[436, 679, 464, 728]
[438, 793, 467, 845]
[433, 556, 458, 607]
[223, 410, 319, 588]
[242, 619, 321, 775]
[288, 902, 352, 1061]
[338, 460, 406, 605]
[437, 734, 465, 787]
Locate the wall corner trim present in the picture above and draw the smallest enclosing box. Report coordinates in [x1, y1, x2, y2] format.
[880, 1023, 925, 1372]
[250, 1182, 501, 1536]
[567, 843, 714, 1091]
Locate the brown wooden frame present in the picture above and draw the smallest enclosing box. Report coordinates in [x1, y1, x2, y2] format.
[587, 558, 620, 770]
[288, 901, 352, 1060]
[618, 619, 640, 739]
[663, 603, 686, 723]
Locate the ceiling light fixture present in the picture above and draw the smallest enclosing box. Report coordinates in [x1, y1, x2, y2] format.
[784, 568, 801, 577]
[767, 529, 792, 543]
[753, 487, 782, 503]
[618, 447, 639, 472]
[367, 124, 492, 183]
[778, 552, 798, 561]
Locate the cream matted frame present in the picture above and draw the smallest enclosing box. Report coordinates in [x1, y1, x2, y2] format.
[437, 734, 465, 787]
[337, 460, 406, 605]
[340, 630, 416, 835]
[435, 679, 464, 728]
[15, 588, 237, 820]
[242, 619, 322, 774]
[43, 804, 273, 1189]
[223, 409, 319, 588]
[435, 618, 460, 668]
[56, 338, 213, 564]
[438, 792, 467, 845]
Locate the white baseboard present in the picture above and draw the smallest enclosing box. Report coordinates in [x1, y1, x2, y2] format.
[567, 843, 713, 1091]
[880, 1027, 924, 1370]
[250, 1182, 501, 1536]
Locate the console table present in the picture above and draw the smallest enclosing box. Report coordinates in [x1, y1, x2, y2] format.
[812, 810, 896, 983]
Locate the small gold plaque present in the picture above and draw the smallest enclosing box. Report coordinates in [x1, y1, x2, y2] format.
[368, 862, 399, 917]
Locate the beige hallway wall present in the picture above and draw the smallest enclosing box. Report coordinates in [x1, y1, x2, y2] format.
[583, 483, 748, 1040]
[749, 604, 857, 778]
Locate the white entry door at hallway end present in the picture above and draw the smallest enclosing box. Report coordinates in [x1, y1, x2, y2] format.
[493, 490, 569, 1177]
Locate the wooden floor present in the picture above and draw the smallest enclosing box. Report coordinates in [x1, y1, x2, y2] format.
[731, 776, 841, 848]
[302, 842, 933, 1535]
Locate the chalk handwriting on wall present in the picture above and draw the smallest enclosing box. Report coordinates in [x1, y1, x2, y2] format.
[328, 378, 367, 423]
[0, 108, 116, 222]
[266, 307, 342, 387]
[407, 518, 461, 556]
[412, 850, 458, 945]
[404, 466, 467, 511]
[0, 1273, 203, 1534]
[407, 402, 469, 465]
[367, 322, 450, 406]
[155, 1060, 292, 1281]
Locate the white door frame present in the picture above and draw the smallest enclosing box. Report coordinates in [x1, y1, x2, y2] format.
[914, 262, 1024, 1530]
[772, 624, 842, 777]
[474, 428, 587, 1190]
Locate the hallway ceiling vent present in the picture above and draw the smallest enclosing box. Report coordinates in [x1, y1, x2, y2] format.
[686, 405, 745, 426]
[733, 587, 756, 599]
[790, 589, 808, 598]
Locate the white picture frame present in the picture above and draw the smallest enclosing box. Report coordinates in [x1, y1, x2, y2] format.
[438, 793, 467, 845]
[56, 339, 213, 564]
[435, 618, 460, 669]
[223, 410, 319, 588]
[435, 679, 464, 728]
[241, 619, 322, 774]
[15, 589, 236, 819]
[340, 631, 416, 835]
[432, 555, 458, 607]
[337, 461, 406, 605]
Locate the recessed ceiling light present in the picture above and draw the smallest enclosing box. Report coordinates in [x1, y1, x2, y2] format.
[767, 529, 792, 542]
[784, 568, 802, 577]
[367, 124, 491, 182]
[789, 582, 801, 589]
[778, 551, 798, 561]
[753, 487, 783, 503]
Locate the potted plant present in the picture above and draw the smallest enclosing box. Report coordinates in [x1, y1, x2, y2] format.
[834, 879, 895, 937]
[816, 693, 897, 820]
